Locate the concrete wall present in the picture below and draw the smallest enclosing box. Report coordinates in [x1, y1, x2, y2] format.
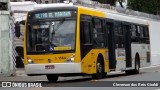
[0, 0, 15, 76]
[149, 20, 160, 65]
[0, 12, 15, 76]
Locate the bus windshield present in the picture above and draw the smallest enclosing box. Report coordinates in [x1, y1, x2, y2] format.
[26, 19, 76, 53]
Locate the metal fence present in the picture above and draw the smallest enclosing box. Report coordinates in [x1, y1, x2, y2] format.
[9, 15, 17, 76]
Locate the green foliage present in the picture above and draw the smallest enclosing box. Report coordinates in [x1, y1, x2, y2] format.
[127, 0, 160, 15]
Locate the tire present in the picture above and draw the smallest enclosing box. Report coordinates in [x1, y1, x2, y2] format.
[46, 74, 58, 83]
[92, 58, 104, 79]
[125, 55, 140, 75]
[133, 56, 140, 74]
[125, 70, 132, 75]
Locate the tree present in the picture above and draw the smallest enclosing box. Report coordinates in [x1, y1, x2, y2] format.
[127, 0, 160, 15]
[117, 0, 125, 8]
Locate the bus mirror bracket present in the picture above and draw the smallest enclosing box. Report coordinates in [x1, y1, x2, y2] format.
[20, 20, 26, 25]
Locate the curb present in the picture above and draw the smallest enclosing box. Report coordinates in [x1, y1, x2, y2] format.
[140, 64, 160, 69]
[15, 68, 27, 76]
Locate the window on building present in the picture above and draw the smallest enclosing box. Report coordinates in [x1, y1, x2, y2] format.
[0, 2, 7, 10]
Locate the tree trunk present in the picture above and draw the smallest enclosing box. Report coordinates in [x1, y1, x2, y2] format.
[119, 1, 124, 8]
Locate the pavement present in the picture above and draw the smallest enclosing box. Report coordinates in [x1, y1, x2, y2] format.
[0, 68, 89, 81]
[15, 68, 27, 77]
[0, 68, 47, 81]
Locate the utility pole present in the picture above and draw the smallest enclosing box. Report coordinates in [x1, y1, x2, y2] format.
[0, 0, 16, 76]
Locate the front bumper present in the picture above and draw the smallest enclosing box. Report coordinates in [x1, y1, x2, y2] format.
[25, 63, 81, 75]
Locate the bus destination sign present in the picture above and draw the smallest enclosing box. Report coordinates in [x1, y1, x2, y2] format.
[34, 11, 72, 19]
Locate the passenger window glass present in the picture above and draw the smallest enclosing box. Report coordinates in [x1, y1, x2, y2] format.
[144, 27, 149, 37]
[114, 22, 124, 48]
[131, 25, 137, 37]
[80, 21, 91, 44]
[92, 18, 104, 47]
[94, 18, 103, 33]
[139, 26, 144, 37]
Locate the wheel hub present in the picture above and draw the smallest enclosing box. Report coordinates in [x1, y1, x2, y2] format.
[97, 62, 102, 73]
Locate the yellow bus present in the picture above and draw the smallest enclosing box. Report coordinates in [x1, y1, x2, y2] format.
[23, 6, 150, 82]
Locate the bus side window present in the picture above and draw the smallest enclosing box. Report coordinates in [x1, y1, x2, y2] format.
[131, 25, 137, 37]
[138, 25, 150, 44]
[136, 25, 141, 37]
[139, 26, 144, 37]
[144, 26, 149, 37]
[131, 24, 139, 43]
[139, 26, 145, 43]
[114, 21, 124, 48]
[143, 26, 150, 44]
[80, 21, 91, 44]
[92, 18, 105, 47]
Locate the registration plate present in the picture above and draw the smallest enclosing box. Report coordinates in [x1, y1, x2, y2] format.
[45, 65, 55, 69]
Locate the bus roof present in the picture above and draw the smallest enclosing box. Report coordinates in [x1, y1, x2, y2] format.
[34, 3, 73, 10]
[28, 4, 148, 25]
[28, 6, 77, 14]
[106, 12, 148, 25]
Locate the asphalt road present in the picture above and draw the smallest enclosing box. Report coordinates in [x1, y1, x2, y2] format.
[0, 65, 160, 90]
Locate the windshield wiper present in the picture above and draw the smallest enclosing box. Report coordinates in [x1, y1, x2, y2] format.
[49, 18, 65, 46]
[54, 18, 65, 32]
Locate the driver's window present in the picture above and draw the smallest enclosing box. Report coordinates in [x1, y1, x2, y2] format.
[80, 21, 91, 44]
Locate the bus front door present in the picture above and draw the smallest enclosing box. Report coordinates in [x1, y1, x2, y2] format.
[106, 21, 116, 70]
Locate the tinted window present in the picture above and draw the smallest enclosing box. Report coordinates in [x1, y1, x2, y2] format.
[80, 21, 91, 44]
[93, 18, 105, 47]
[114, 22, 124, 48]
[131, 24, 149, 44]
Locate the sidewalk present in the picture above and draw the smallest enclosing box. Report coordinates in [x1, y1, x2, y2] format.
[15, 68, 27, 76]
[0, 68, 47, 81]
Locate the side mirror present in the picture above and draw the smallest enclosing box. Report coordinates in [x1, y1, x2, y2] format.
[19, 20, 25, 25]
[15, 22, 21, 38]
[15, 46, 24, 59]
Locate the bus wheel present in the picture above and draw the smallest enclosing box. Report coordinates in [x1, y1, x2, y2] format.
[125, 56, 140, 75]
[46, 74, 58, 83]
[92, 58, 103, 79]
[133, 56, 140, 74]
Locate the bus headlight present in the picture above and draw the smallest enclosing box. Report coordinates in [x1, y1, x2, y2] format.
[65, 54, 75, 63]
[28, 58, 35, 64]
